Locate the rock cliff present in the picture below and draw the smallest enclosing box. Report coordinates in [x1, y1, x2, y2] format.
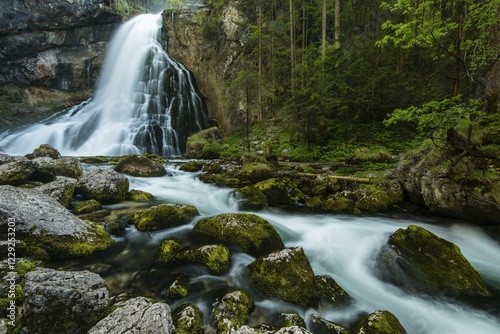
[0, 0, 121, 129]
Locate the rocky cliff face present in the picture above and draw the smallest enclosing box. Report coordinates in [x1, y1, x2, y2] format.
[162, 4, 249, 133]
[0, 0, 121, 129]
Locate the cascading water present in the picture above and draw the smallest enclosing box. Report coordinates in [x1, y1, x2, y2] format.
[0, 14, 211, 156]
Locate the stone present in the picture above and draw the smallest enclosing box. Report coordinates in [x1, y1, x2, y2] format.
[274, 327, 313, 334]
[76, 168, 129, 204]
[157, 239, 183, 264]
[32, 176, 77, 208]
[176, 244, 231, 275]
[194, 213, 283, 257]
[88, 296, 175, 334]
[376, 224, 491, 297]
[185, 127, 224, 159]
[164, 274, 190, 300]
[240, 163, 275, 184]
[313, 275, 350, 308]
[277, 313, 306, 328]
[179, 160, 206, 172]
[309, 314, 349, 334]
[0, 159, 35, 186]
[25, 144, 62, 159]
[212, 289, 254, 334]
[73, 199, 103, 214]
[32, 156, 83, 180]
[234, 186, 269, 211]
[127, 203, 199, 232]
[21, 268, 109, 334]
[114, 154, 167, 177]
[173, 303, 205, 334]
[353, 310, 407, 334]
[0, 185, 112, 260]
[127, 189, 154, 202]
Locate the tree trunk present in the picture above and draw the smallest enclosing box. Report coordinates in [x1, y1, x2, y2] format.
[334, 0, 341, 48]
[322, 0, 327, 57]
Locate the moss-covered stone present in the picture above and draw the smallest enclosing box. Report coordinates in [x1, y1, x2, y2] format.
[313, 275, 350, 308]
[33, 176, 77, 208]
[248, 247, 316, 307]
[177, 244, 231, 275]
[34, 157, 83, 179]
[353, 310, 407, 334]
[254, 178, 293, 206]
[180, 161, 206, 172]
[157, 240, 183, 264]
[310, 314, 349, 334]
[114, 154, 166, 177]
[377, 224, 491, 297]
[25, 144, 62, 160]
[324, 196, 354, 214]
[126, 203, 199, 232]
[165, 274, 190, 300]
[73, 199, 102, 214]
[76, 168, 129, 204]
[304, 196, 325, 210]
[354, 184, 393, 212]
[234, 186, 269, 211]
[194, 213, 283, 257]
[79, 156, 109, 164]
[173, 303, 205, 334]
[277, 313, 306, 328]
[127, 189, 154, 202]
[212, 289, 254, 334]
[0, 160, 35, 186]
[199, 173, 242, 188]
[240, 163, 274, 184]
[103, 220, 127, 236]
[185, 127, 224, 159]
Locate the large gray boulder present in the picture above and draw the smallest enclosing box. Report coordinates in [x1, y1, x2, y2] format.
[0, 185, 112, 260]
[32, 156, 83, 180]
[88, 296, 175, 334]
[21, 268, 109, 334]
[0, 158, 35, 185]
[76, 168, 129, 204]
[32, 176, 77, 207]
[114, 155, 166, 177]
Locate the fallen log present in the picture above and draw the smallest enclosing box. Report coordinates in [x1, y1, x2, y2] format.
[297, 172, 370, 184]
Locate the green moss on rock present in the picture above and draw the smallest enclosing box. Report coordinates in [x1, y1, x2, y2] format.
[177, 244, 231, 275]
[313, 275, 350, 308]
[354, 310, 407, 334]
[173, 303, 205, 334]
[165, 274, 190, 300]
[354, 184, 393, 212]
[127, 189, 154, 202]
[79, 156, 109, 164]
[157, 240, 183, 264]
[185, 127, 224, 159]
[241, 163, 274, 184]
[114, 155, 166, 177]
[73, 200, 102, 214]
[234, 186, 269, 211]
[127, 204, 199, 232]
[180, 161, 205, 172]
[212, 289, 254, 333]
[324, 196, 354, 214]
[25, 144, 62, 160]
[194, 213, 283, 257]
[254, 178, 292, 206]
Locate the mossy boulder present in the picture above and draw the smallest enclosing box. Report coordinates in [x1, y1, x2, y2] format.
[180, 160, 206, 172]
[0, 186, 112, 260]
[127, 189, 154, 202]
[240, 163, 274, 184]
[157, 239, 183, 264]
[234, 186, 269, 211]
[376, 224, 491, 297]
[193, 213, 284, 257]
[324, 196, 355, 214]
[314, 275, 350, 308]
[173, 303, 205, 334]
[353, 310, 407, 334]
[185, 127, 224, 159]
[199, 173, 242, 188]
[25, 144, 62, 160]
[114, 154, 166, 177]
[76, 168, 129, 204]
[127, 203, 199, 232]
[254, 178, 291, 206]
[212, 289, 254, 334]
[33, 176, 77, 208]
[79, 156, 109, 164]
[73, 199, 103, 214]
[177, 244, 231, 275]
[165, 274, 190, 300]
[247, 247, 316, 307]
[354, 183, 402, 212]
[32, 156, 83, 180]
[0, 159, 35, 185]
[277, 313, 306, 328]
[309, 314, 349, 334]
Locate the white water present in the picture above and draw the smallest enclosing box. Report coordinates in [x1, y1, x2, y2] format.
[94, 164, 500, 334]
[0, 14, 210, 156]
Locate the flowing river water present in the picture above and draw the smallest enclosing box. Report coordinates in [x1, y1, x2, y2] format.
[57, 162, 500, 334]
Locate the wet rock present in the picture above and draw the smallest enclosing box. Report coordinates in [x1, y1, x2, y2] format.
[354, 182, 403, 213]
[88, 296, 175, 334]
[25, 144, 62, 160]
[212, 289, 254, 334]
[353, 310, 407, 334]
[309, 314, 349, 334]
[79, 156, 110, 164]
[234, 186, 269, 211]
[164, 274, 190, 300]
[254, 178, 303, 207]
[0, 159, 35, 186]
[247, 247, 316, 307]
[114, 154, 166, 177]
[157, 239, 183, 264]
[314, 275, 350, 308]
[31, 156, 83, 182]
[323, 195, 354, 214]
[76, 168, 129, 204]
[194, 213, 284, 257]
[127, 189, 154, 202]
[0, 185, 112, 260]
[127, 203, 199, 231]
[73, 199, 103, 214]
[277, 313, 306, 328]
[180, 160, 206, 172]
[103, 220, 127, 236]
[177, 244, 231, 275]
[274, 326, 313, 334]
[185, 127, 224, 159]
[240, 163, 275, 184]
[376, 224, 490, 297]
[173, 303, 205, 334]
[33, 176, 76, 208]
[21, 268, 109, 334]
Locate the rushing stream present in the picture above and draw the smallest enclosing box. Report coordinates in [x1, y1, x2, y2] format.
[58, 163, 500, 334]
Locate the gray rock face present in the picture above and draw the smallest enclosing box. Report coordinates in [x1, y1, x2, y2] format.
[0, 159, 35, 185]
[33, 176, 77, 207]
[88, 296, 175, 334]
[76, 168, 129, 204]
[21, 268, 109, 334]
[0, 185, 112, 259]
[32, 156, 83, 180]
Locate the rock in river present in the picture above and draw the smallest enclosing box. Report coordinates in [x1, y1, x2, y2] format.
[76, 168, 129, 204]
[127, 203, 199, 232]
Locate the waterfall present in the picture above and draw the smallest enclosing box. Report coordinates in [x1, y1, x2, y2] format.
[0, 14, 211, 156]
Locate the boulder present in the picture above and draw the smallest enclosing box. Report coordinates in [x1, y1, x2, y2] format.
[25, 144, 62, 160]
[233, 186, 269, 211]
[21, 268, 109, 334]
[309, 314, 349, 334]
[274, 327, 313, 334]
[164, 274, 190, 300]
[33, 176, 77, 208]
[179, 160, 206, 172]
[254, 178, 303, 207]
[127, 189, 154, 202]
[114, 155, 166, 177]
[76, 168, 129, 204]
[73, 199, 103, 214]
[193, 213, 284, 257]
[247, 247, 315, 307]
[314, 275, 350, 308]
[0, 185, 112, 260]
[353, 182, 403, 213]
[88, 296, 175, 334]
[240, 163, 275, 184]
[32, 156, 83, 180]
[323, 196, 354, 214]
[353, 310, 407, 334]
[0, 159, 35, 185]
[176, 244, 231, 275]
[376, 224, 490, 297]
[127, 203, 199, 231]
[212, 289, 254, 334]
[173, 303, 205, 334]
[185, 127, 224, 159]
[277, 313, 306, 328]
[157, 239, 183, 264]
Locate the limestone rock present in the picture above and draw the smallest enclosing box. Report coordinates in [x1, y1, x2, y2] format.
[25, 144, 62, 160]
[127, 203, 199, 231]
[0, 185, 112, 260]
[309, 314, 349, 334]
[76, 168, 129, 204]
[194, 213, 283, 257]
[176, 244, 231, 275]
[353, 310, 407, 334]
[73, 199, 103, 214]
[376, 224, 490, 297]
[21, 268, 109, 334]
[173, 303, 205, 334]
[33, 176, 76, 207]
[234, 186, 269, 211]
[277, 313, 306, 328]
[32, 156, 83, 181]
[0, 158, 35, 185]
[88, 296, 175, 334]
[114, 155, 166, 177]
[127, 189, 154, 202]
[212, 289, 254, 334]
